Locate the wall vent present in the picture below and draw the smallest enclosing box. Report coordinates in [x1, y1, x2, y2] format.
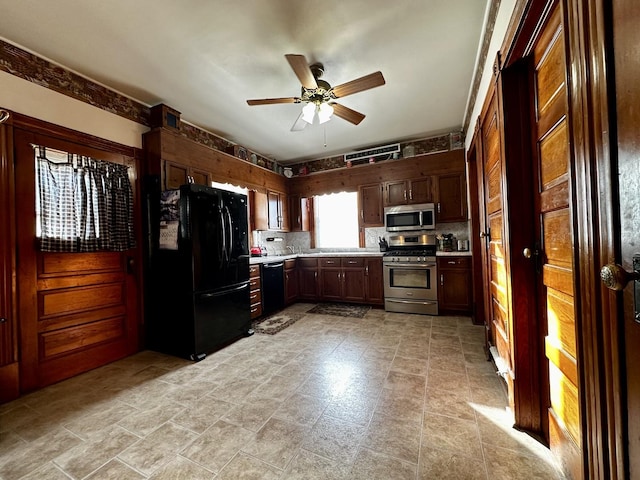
[343, 143, 400, 162]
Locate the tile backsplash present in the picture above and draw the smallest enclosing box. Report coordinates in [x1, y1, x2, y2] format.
[253, 220, 471, 254]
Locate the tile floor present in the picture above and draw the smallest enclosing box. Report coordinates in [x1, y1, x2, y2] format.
[0, 304, 565, 479]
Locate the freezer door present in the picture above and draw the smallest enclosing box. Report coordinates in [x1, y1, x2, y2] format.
[193, 281, 251, 357]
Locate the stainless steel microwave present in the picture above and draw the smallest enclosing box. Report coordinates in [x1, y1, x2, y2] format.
[384, 203, 436, 232]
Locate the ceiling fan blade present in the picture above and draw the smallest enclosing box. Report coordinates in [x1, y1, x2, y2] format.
[285, 54, 318, 89]
[247, 97, 299, 106]
[331, 103, 366, 125]
[332, 71, 385, 98]
[290, 111, 308, 132]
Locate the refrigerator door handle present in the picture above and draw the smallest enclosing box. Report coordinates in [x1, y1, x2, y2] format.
[199, 282, 249, 298]
[225, 206, 233, 260]
[219, 207, 227, 264]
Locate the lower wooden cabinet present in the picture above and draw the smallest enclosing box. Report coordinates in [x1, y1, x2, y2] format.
[364, 257, 384, 306]
[437, 256, 472, 314]
[284, 259, 298, 305]
[249, 265, 262, 320]
[298, 258, 319, 301]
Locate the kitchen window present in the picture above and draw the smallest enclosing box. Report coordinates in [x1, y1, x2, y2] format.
[314, 191, 359, 248]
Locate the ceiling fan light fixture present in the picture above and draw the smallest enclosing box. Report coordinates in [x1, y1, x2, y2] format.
[301, 102, 316, 124]
[317, 102, 334, 124]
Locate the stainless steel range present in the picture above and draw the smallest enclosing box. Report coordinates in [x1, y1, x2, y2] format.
[383, 232, 438, 315]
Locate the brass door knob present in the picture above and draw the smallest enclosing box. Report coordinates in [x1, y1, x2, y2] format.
[600, 264, 640, 291]
[523, 248, 532, 259]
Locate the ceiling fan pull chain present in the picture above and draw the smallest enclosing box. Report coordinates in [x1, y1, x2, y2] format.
[324, 126, 327, 148]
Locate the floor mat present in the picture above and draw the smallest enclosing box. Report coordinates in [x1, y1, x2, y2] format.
[251, 312, 304, 335]
[306, 303, 371, 318]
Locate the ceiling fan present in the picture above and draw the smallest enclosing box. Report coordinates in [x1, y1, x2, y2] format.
[247, 54, 385, 131]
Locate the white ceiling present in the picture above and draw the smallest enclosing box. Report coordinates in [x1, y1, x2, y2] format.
[0, 0, 488, 164]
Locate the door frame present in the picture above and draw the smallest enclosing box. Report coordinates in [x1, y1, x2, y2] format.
[11, 111, 145, 392]
[496, 0, 625, 477]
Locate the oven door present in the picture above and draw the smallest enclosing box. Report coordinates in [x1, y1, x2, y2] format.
[383, 261, 438, 314]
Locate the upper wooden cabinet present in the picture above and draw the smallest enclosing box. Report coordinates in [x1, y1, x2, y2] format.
[164, 160, 211, 190]
[435, 172, 467, 222]
[288, 195, 311, 232]
[267, 190, 289, 231]
[359, 183, 383, 227]
[250, 191, 269, 231]
[384, 177, 434, 206]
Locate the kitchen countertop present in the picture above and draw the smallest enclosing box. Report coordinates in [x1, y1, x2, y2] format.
[249, 250, 471, 264]
[250, 251, 383, 264]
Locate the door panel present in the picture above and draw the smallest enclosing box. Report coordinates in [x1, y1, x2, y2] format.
[480, 87, 514, 399]
[531, 4, 581, 473]
[15, 128, 139, 392]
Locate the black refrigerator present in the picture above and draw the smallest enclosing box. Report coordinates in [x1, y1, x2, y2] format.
[145, 182, 252, 360]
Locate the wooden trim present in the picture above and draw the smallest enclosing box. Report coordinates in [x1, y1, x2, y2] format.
[499, 56, 545, 435]
[563, 0, 625, 477]
[466, 129, 486, 327]
[289, 150, 465, 198]
[0, 112, 18, 402]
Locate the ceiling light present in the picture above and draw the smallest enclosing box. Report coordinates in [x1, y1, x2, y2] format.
[301, 102, 316, 124]
[317, 103, 334, 124]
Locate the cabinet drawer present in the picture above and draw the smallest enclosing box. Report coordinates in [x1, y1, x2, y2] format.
[249, 276, 261, 290]
[250, 288, 262, 302]
[438, 256, 471, 268]
[341, 257, 364, 267]
[284, 259, 296, 270]
[249, 265, 261, 277]
[320, 258, 340, 267]
[298, 257, 318, 268]
[250, 303, 262, 319]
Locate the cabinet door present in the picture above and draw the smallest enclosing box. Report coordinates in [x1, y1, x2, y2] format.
[288, 196, 310, 232]
[343, 268, 366, 303]
[298, 268, 319, 300]
[279, 192, 290, 232]
[437, 257, 472, 313]
[267, 191, 280, 230]
[251, 191, 269, 231]
[435, 173, 467, 222]
[320, 267, 343, 301]
[190, 168, 210, 186]
[164, 160, 188, 190]
[408, 177, 434, 204]
[284, 268, 298, 305]
[384, 180, 408, 206]
[359, 184, 383, 227]
[364, 258, 384, 305]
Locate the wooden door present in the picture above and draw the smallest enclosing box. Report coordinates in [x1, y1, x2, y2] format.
[611, 0, 640, 475]
[479, 84, 515, 405]
[358, 184, 383, 227]
[530, 5, 581, 476]
[408, 177, 433, 204]
[267, 191, 280, 230]
[0, 113, 18, 401]
[14, 125, 140, 392]
[435, 173, 467, 222]
[384, 180, 408, 206]
[164, 160, 188, 190]
[364, 258, 384, 305]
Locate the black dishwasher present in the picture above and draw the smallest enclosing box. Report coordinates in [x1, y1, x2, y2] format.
[261, 261, 285, 315]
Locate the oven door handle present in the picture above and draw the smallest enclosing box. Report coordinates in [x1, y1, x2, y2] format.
[385, 299, 438, 305]
[384, 263, 436, 268]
